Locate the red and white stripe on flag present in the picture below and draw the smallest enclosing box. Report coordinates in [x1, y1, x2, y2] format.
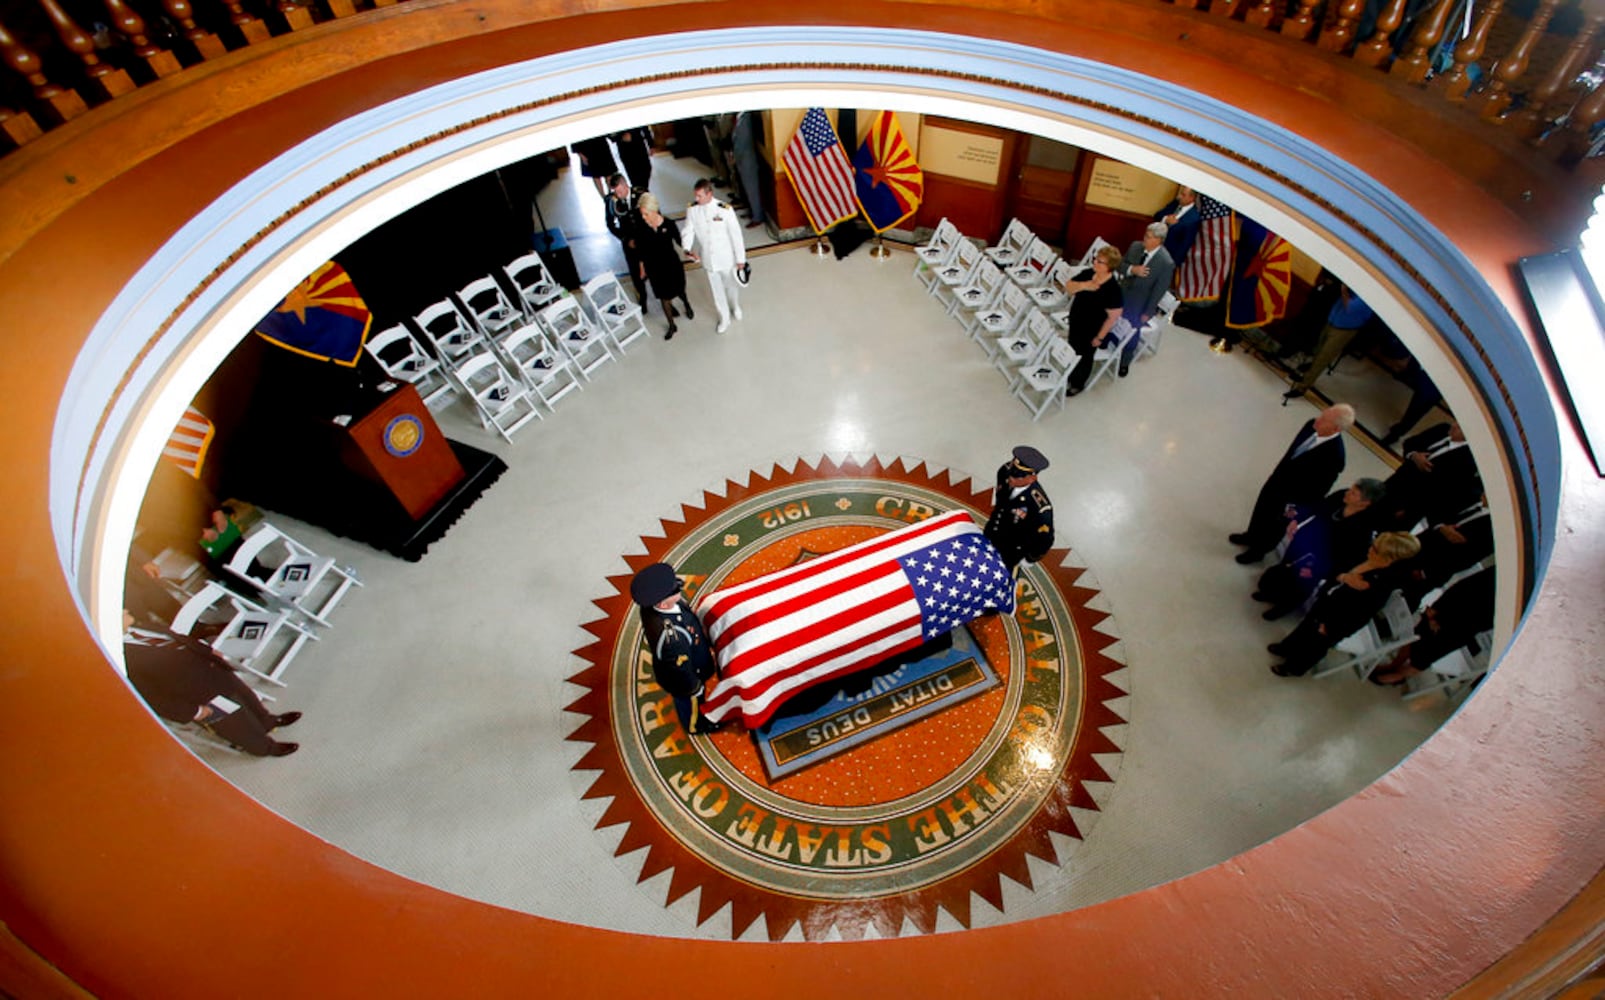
[161, 406, 215, 479]
[1175, 194, 1234, 302]
[696, 510, 1012, 728]
[781, 107, 862, 234]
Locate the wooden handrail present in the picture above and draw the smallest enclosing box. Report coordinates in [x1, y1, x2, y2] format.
[1, 0, 1600, 205]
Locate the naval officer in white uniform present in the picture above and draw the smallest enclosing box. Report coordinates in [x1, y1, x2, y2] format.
[682, 177, 748, 334]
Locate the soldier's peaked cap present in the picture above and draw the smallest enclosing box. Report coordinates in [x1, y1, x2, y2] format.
[1009, 445, 1050, 475]
[630, 562, 683, 607]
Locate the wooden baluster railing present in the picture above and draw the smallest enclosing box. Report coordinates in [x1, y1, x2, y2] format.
[37, 0, 137, 100]
[0, 16, 88, 123]
[1515, 4, 1605, 140]
[1318, 0, 1369, 53]
[1433, 0, 1505, 100]
[1283, 0, 1323, 41]
[220, 0, 272, 45]
[1557, 63, 1605, 163]
[1355, 0, 1411, 68]
[1392, 0, 1456, 83]
[0, 104, 44, 147]
[325, 0, 358, 17]
[1474, 0, 1564, 119]
[1210, 0, 1247, 18]
[1245, 0, 1282, 30]
[276, 1, 316, 32]
[103, 0, 183, 78]
[160, 0, 227, 61]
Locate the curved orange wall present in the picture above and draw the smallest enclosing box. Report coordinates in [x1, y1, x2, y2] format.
[2, 3, 1603, 997]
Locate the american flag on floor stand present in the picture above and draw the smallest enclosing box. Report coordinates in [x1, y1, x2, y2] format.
[782, 107, 862, 234]
[696, 510, 1016, 729]
[162, 406, 214, 479]
[1175, 194, 1234, 302]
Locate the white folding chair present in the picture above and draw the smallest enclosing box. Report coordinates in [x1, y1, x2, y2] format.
[993, 308, 1055, 386]
[973, 283, 1034, 356]
[537, 296, 615, 381]
[1028, 258, 1075, 315]
[364, 324, 455, 410]
[1082, 318, 1136, 391]
[984, 218, 1034, 268]
[580, 273, 649, 353]
[451, 352, 541, 442]
[457, 275, 525, 341]
[930, 240, 985, 313]
[913, 217, 962, 290]
[413, 298, 485, 367]
[170, 581, 317, 688]
[1005, 236, 1060, 289]
[497, 323, 583, 410]
[1314, 590, 1417, 681]
[949, 256, 1008, 330]
[1010, 339, 1078, 421]
[1403, 629, 1494, 703]
[1076, 236, 1115, 266]
[224, 523, 363, 628]
[503, 252, 564, 318]
[1135, 290, 1180, 362]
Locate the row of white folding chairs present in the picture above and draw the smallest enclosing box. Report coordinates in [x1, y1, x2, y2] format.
[370, 271, 651, 443]
[166, 521, 362, 689]
[917, 220, 1064, 304]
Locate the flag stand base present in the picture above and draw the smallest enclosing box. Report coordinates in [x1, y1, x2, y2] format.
[810, 236, 831, 257]
[869, 235, 892, 260]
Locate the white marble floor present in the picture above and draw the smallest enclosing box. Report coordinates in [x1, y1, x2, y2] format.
[173, 232, 1460, 940]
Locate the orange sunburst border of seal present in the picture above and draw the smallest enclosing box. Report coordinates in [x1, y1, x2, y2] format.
[564, 456, 1127, 941]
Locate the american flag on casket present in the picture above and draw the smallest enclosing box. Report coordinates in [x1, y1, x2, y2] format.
[696, 510, 1015, 729]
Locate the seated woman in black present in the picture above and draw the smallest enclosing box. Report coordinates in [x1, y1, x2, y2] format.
[1253, 477, 1385, 621]
[1268, 530, 1421, 677]
[1063, 244, 1125, 396]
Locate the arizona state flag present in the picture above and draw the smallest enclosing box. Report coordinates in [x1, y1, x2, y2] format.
[852, 110, 924, 233]
[1224, 217, 1293, 329]
[254, 261, 373, 366]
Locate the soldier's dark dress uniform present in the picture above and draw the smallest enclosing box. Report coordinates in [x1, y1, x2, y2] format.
[983, 446, 1055, 571]
[631, 563, 719, 734]
[605, 183, 648, 303]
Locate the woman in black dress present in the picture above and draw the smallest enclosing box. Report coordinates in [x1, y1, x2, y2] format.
[634, 193, 695, 339]
[1064, 244, 1125, 395]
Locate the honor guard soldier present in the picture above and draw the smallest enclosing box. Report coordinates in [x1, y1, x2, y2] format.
[983, 446, 1055, 573]
[681, 177, 747, 334]
[604, 173, 649, 304]
[630, 562, 721, 735]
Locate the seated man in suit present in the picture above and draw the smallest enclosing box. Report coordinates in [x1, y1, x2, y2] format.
[1379, 420, 1480, 529]
[122, 609, 302, 756]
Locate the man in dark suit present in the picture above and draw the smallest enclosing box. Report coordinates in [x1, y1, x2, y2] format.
[1153, 185, 1202, 270]
[122, 610, 301, 756]
[1116, 222, 1176, 378]
[1379, 420, 1480, 529]
[1230, 403, 1353, 563]
[984, 446, 1055, 572]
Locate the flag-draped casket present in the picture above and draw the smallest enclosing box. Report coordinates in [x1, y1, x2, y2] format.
[697, 510, 1016, 728]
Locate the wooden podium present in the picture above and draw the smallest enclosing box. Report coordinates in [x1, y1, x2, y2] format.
[341, 383, 464, 519]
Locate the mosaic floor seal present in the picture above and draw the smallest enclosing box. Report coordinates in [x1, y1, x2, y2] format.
[566, 457, 1128, 940]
